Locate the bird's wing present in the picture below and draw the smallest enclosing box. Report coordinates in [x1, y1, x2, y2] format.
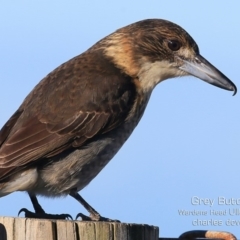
[0, 53, 137, 179]
[0, 111, 113, 167]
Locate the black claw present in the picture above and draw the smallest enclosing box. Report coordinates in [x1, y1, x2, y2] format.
[18, 208, 40, 218]
[18, 208, 72, 220]
[18, 208, 30, 217]
[99, 217, 120, 223]
[62, 214, 73, 220]
[76, 213, 92, 221]
[75, 212, 120, 222]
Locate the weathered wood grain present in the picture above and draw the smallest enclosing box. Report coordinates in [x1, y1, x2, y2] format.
[0, 217, 159, 240]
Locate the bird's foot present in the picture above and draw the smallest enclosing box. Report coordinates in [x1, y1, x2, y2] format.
[18, 208, 72, 220]
[76, 212, 120, 222]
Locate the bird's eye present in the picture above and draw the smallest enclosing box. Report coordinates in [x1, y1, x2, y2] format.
[167, 40, 181, 51]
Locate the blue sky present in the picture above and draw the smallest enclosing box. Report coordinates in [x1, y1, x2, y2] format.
[0, 1, 239, 238]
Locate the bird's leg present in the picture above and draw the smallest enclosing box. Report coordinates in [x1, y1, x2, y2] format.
[29, 194, 46, 213]
[70, 191, 120, 222]
[18, 193, 72, 220]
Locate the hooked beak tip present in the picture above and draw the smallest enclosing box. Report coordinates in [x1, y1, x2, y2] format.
[230, 82, 237, 96]
[179, 55, 237, 96]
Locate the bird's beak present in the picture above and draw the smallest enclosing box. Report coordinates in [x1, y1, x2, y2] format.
[179, 54, 237, 95]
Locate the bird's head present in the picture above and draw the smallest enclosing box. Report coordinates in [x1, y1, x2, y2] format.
[100, 19, 237, 95]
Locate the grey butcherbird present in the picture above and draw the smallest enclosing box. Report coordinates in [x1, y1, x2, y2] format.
[0, 19, 237, 221]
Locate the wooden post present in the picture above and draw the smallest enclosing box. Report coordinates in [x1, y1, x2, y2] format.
[0, 217, 159, 240]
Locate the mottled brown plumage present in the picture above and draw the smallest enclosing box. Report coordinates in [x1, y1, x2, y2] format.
[0, 52, 136, 179]
[0, 19, 236, 220]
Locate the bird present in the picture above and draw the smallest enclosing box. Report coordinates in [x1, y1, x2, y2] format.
[0, 19, 237, 221]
